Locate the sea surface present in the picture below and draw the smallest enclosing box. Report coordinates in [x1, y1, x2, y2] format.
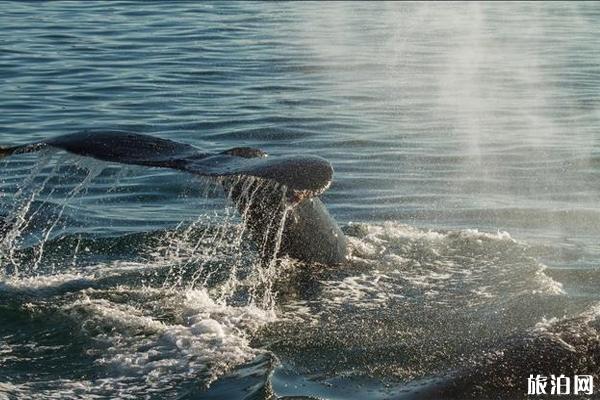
[1, 2, 600, 399]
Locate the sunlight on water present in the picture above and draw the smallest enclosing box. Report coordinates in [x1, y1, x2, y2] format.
[0, 2, 599, 399]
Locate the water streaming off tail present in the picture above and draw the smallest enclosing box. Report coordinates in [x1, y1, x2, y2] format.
[0, 150, 291, 394]
[0, 150, 290, 309]
[0, 151, 106, 275]
[153, 174, 291, 309]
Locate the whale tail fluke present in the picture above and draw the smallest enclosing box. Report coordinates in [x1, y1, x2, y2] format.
[0, 130, 347, 264]
[1, 131, 333, 197]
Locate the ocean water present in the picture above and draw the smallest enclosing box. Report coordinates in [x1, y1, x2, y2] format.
[1, 2, 600, 399]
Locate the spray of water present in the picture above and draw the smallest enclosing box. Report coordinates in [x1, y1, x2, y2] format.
[0, 150, 292, 310]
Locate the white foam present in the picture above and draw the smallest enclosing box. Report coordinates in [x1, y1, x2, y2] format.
[62, 286, 276, 388]
[293, 222, 566, 318]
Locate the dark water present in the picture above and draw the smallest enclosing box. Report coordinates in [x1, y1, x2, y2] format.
[1, 2, 600, 399]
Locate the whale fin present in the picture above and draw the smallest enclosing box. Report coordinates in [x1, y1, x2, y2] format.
[2, 131, 333, 196]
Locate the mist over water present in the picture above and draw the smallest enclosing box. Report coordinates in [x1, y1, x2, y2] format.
[1, 2, 600, 399]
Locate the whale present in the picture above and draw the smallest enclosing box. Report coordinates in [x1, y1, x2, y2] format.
[0, 131, 348, 265]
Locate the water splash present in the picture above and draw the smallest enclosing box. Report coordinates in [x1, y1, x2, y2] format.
[0, 150, 292, 396]
[150, 174, 292, 309]
[0, 153, 110, 276]
[0, 150, 292, 311]
[0, 151, 53, 273]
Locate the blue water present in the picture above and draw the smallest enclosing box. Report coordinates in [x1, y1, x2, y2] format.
[1, 2, 600, 399]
